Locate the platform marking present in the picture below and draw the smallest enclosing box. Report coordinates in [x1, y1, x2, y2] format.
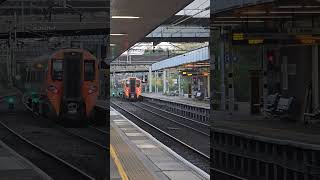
[136, 144, 157, 149]
[111, 106, 210, 179]
[112, 119, 126, 122]
[125, 132, 145, 137]
[110, 111, 119, 116]
[114, 121, 129, 124]
[113, 120, 127, 122]
[120, 128, 137, 131]
[110, 145, 129, 180]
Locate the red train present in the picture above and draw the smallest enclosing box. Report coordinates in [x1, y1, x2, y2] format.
[41, 48, 101, 123]
[121, 77, 142, 101]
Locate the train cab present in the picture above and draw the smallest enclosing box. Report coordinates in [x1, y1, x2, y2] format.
[122, 77, 142, 101]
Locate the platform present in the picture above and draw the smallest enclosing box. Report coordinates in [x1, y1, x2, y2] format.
[141, 93, 209, 109]
[110, 107, 209, 180]
[214, 111, 320, 149]
[0, 140, 52, 180]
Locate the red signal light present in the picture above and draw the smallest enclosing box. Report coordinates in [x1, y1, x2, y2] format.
[267, 51, 274, 64]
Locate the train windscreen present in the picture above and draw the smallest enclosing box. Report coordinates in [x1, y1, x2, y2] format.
[84, 60, 95, 81]
[130, 78, 135, 93]
[52, 60, 63, 80]
[63, 52, 82, 99]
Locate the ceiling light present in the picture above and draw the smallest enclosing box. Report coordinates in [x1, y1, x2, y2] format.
[278, 6, 303, 8]
[110, 33, 128, 36]
[112, 16, 141, 19]
[214, 20, 265, 23]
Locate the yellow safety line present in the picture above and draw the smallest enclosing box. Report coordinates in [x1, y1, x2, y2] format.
[110, 144, 129, 180]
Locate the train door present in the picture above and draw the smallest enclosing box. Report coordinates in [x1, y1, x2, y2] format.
[63, 52, 82, 99]
[129, 78, 136, 98]
[63, 52, 83, 115]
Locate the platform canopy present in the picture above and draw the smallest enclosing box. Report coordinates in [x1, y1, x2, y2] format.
[110, 0, 194, 60]
[211, 0, 320, 45]
[151, 46, 209, 71]
[0, 0, 110, 38]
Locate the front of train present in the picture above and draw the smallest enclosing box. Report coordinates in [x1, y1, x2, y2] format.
[124, 77, 142, 101]
[46, 49, 99, 121]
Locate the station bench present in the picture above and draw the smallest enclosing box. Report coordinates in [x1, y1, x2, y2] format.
[265, 93, 280, 115]
[265, 94, 295, 120]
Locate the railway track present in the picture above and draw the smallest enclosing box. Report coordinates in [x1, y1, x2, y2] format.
[89, 126, 108, 135]
[0, 117, 95, 180]
[133, 101, 210, 136]
[110, 99, 210, 172]
[0, 107, 107, 180]
[59, 126, 108, 150]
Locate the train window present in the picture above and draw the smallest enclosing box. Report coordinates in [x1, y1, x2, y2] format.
[52, 60, 63, 80]
[84, 61, 95, 81]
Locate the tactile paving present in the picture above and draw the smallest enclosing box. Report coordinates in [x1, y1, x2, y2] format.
[110, 127, 156, 180]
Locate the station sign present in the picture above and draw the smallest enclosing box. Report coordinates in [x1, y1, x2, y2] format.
[232, 32, 320, 45]
[233, 33, 244, 41]
[213, 0, 274, 13]
[248, 39, 264, 45]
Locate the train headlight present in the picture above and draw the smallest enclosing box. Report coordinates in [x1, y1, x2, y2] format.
[47, 85, 59, 94]
[5, 96, 15, 104]
[88, 85, 97, 94]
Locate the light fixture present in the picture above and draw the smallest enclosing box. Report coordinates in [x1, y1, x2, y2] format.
[214, 20, 265, 23]
[110, 33, 128, 36]
[112, 16, 141, 19]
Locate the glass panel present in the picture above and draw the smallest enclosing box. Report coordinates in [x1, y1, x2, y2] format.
[84, 61, 95, 81]
[52, 59, 63, 80]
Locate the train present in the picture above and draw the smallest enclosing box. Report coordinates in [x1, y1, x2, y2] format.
[121, 77, 142, 101]
[31, 48, 104, 124]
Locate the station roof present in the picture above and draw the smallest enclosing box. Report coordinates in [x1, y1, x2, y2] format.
[110, 0, 194, 60]
[211, 0, 320, 45]
[151, 46, 209, 71]
[212, 0, 320, 27]
[0, 0, 109, 38]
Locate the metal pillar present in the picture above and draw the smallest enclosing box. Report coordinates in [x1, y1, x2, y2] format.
[149, 67, 152, 93]
[163, 70, 167, 93]
[155, 71, 158, 93]
[156, 71, 159, 93]
[220, 28, 226, 111]
[228, 71, 234, 113]
[144, 73, 148, 93]
[207, 74, 210, 98]
[312, 45, 319, 109]
[198, 77, 201, 91]
[167, 71, 170, 93]
[178, 74, 181, 96]
[262, 46, 268, 113]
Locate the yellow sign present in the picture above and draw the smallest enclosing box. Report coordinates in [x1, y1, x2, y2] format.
[300, 39, 316, 44]
[233, 33, 244, 41]
[248, 39, 264, 45]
